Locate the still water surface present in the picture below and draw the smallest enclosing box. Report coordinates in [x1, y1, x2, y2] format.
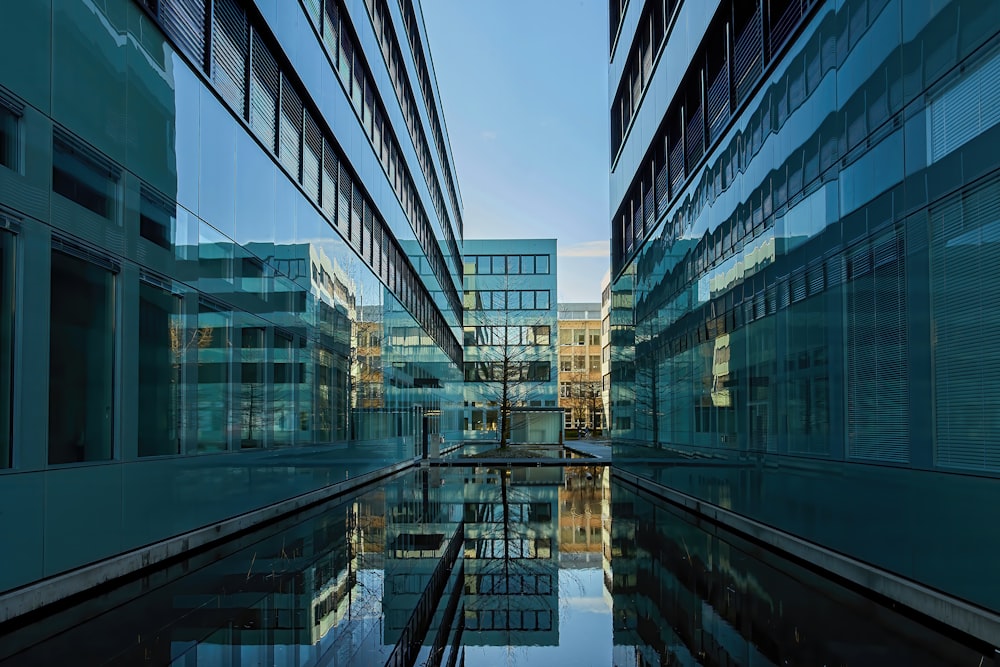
[0, 465, 988, 665]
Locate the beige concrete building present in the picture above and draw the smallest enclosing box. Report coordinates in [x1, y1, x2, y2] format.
[557, 302, 603, 433]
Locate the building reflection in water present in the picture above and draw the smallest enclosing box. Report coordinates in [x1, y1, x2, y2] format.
[0, 466, 990, 666]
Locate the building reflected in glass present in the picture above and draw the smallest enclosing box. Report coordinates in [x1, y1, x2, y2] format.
[609, 0, 1000, 637]
[1, 465, 988, 666]
[0, 0, 464, 606]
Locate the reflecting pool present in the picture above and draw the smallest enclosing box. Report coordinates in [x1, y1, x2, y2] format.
[0, 465, 989, 666]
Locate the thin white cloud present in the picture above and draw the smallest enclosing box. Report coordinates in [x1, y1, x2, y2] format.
[559, 240, 609, 258]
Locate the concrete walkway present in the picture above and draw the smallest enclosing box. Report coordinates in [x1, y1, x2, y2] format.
[563, 438, 612, 460]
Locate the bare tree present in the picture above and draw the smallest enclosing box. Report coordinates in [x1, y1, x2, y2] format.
[562, 367, 602, 433]
[466, 309, 553, 446]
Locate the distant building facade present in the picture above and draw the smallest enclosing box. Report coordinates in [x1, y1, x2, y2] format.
[0, 0, 464, 609]
[609, 0, 1000, 639]
[600, 270, 612, 433]
[463, 239, 558, 438]
[557, 302, 603, 432]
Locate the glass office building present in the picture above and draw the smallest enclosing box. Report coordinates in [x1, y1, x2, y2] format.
[609, 0, 1000, 631]
[462, 239, 558, 438]
[0, 0, 464, 604]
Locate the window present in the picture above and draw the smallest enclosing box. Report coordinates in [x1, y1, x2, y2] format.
[250, 31, 279, 151]
[589, 330, 601, 346]
[139, 187, 174, 251]
[560, 357, 572, 372]
[0, 229, 13, 467]
[528, 362, 550, 382]
[507, 255, 520, 274]
[0, 101, 19, 171]
[240, 326, 267, 449]
[521, 255, 535, 274]
[52, 131, 120, 221]
[573, 355, 585, 371]
[575, 328, 585, 345]
[138, 279, 181, 457]
[196, 301, 231, 452]
[535, 255, 550, 274]
[529, 325, 550, 345]
[560, 382, 571, 398]
[49, 249, 116, 464]
[535, 290, 550, 309]
[589, 355, 601, 372]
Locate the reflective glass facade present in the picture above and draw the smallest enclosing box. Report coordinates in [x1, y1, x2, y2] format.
[610, 0, 1000, 615]
[0, 0, 463, 598]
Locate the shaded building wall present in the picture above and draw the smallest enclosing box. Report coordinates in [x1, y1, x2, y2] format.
[0, 0, 463, 597]
[609, 0, 1000, 613]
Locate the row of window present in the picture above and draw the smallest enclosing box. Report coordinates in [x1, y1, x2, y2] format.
[137, 0, 460, 364]
[463, 290, 551, 311]
[558, 328, 601, 346]
[391, 0, 464, 242]
[297, 0, 462, 322]
[559, 380, 602, 398]
[613, 0, 819, 266]
[610, 0, 682, 152]
[464, 573, 553, 596]
[630, 0, 894, 317]
[359, 0, 463, 276]
[48, 112, 459, 365]
[464, 325, 552, 347]
[464, 254, 551, 275]
[464, 537, 553, 560]
[609, 0, 629, 51]
[463, 362, 551, 383]
[559, 356, 601, 373]
[464, 608, 554, 632]
[462, 502, 553, 523]
[3, 235, 377, 465]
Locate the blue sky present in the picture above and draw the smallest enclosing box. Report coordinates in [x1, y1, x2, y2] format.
[420, 1, 611, 303]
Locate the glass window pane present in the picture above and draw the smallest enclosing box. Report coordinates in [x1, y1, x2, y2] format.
[521, 255, 534, 273]
[139, 187, 174, 251]
[49, 250, 115, 464]
[240, 325, 267, 449]
[535, 290, 549, 309]
[138, 281, 181, 456]
[52, 133, 119, 221]
[535, 255, 549, 273]
[196, 301, 231, 452]
[272, 331, 295, 446]
[507, 290, 521, 309]
[507, 255, 520, 274]
[477, 255, 491, 274]
[0, 105, 18, 171]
